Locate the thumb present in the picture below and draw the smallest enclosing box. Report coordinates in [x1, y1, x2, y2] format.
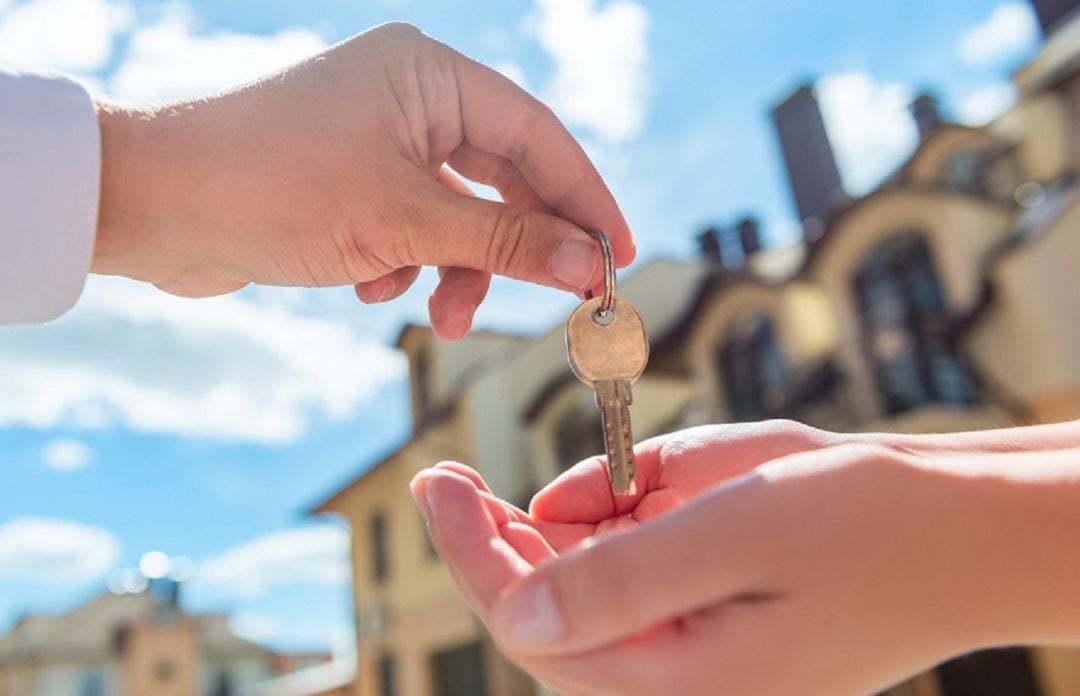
[407, 179, 604, 292]
[490, 472, 771, 656]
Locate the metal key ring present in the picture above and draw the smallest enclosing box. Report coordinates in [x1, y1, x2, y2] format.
[583, 230, 616, 322]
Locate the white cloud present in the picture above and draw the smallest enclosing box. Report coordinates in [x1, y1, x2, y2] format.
[528, 0, 650, 143]
[817, 72, 919, 196]
[958, 81, 1018, 125]
[229, 613, 283, 644]
[41, 438, 92, 471]
[0, 517, 120, 584]
[0, 0, 134, 74]
[956, 1, 1039, 66]
[192, 525, 350, 598]
[109, 4, 326, 102]
[0, 277, 405, 443]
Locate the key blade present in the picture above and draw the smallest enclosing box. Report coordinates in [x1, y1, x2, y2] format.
[595, 380, 637, 496]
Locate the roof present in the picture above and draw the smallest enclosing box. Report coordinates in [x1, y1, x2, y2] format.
[308, 390, 463, 515]
[242, 657, 355, 696]
[0, 591, 275, 666]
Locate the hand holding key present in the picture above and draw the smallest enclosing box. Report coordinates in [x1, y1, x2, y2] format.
[566, 231, 649, 495]
[411, 421, 1080, 696]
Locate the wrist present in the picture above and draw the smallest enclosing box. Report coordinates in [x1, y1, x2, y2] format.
[924, 450, 1080, 649]
[93, 100, 210, 284]
[94, 101, 154, 276]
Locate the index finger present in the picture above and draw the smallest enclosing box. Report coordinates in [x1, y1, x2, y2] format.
[452, 53, 636, 267]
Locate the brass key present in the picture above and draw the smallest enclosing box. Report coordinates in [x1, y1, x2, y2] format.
[565, 232, 649, 495]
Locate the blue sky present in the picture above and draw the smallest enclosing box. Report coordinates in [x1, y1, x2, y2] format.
[0, 0, 1041, 655]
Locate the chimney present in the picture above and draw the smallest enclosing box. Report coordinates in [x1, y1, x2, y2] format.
[1029, 0, 1080, 35]
[770, 83, 845, 234]
[697, 226, 724, 266]
[149, 578, 180, 624]
[735, 216, 762, 258]
[910, 92, 944, 140]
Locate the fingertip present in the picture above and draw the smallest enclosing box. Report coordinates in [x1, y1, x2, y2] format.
[428, 267, 490, 341]
[606, 223, 637, 269]
[433, 461, 491, 493]
[530, 458, 615, 524]
[430, 301, 477, 341]
[424, 469, 483, 519]
[355, 266, 420, 303]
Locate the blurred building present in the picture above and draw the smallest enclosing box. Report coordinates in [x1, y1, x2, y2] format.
[0, 579, 330, 696]
[315, 4, 1080, 696]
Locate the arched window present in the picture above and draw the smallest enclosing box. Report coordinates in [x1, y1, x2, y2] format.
[854, 234, 978, 414]
[717, 314, 791, 421]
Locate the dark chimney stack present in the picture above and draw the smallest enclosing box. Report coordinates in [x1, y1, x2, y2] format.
[697, 226, 724, 266]
[770, 83, 845, 236]
[1029, 0, 1080, 35]
[735, 216, 762, 258]
[910, 92, 944, 140]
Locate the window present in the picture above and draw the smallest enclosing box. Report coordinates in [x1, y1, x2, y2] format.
[414, 346, 432, 422]
[854, 234, 978, 414]
[430, 641, 488, 696]
[942, 151, 987, 196]
[718, 315, 792, 421]
[79, 670, 104, 696]
[553, 399, 603, 471]
[211, 671, 234, 696]
[378, 653, 398, 696]
[370, 511, 390, 583]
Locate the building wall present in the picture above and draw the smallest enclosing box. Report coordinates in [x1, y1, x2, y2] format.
[0, 661, 122, 696]
[121, 620, 200, 696]
[966, 198, 1080, 423]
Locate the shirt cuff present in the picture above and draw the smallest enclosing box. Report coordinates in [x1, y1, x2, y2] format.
[0, 67, 100, 324]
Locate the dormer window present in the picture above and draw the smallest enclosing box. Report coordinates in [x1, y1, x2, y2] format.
[854, 234, 978, 414]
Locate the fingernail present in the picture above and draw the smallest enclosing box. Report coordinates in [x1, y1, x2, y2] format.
[377, 278, 397, 302]
[425, 484, 439, 518]
[551, 239, 598, 290]
[494, 580, 565, 648]
[461, 303, 478, 335]
[410, 480, 431, 520]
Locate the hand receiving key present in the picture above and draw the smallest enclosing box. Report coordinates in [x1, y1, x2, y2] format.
[565, 231, 649, 495]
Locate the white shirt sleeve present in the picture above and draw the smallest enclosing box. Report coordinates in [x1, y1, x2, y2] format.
[0, 67, 100, 324]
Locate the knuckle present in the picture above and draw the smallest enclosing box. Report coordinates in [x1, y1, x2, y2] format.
[507, 102, 552, 166]
[486, 207, 532, 276]
[371, 21, 424, 42]
[763, 418, 824, 447]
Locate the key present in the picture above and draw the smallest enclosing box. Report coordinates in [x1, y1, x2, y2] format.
[566, 296, 650, 495]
